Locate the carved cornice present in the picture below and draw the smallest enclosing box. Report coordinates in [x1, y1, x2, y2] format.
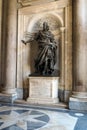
[18, 0, 31, 7]
[18, 0, 57, 8]
[17, 0, 72, 8]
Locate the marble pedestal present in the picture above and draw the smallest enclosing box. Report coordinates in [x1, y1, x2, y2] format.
[27, 76, 59, 104]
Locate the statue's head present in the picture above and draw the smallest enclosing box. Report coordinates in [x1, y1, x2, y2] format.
[43, 22, 49, 31]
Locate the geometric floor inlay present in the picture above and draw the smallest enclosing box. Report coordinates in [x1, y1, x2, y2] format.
[0, 106, 49, 130]
[0, 104, 87, 130]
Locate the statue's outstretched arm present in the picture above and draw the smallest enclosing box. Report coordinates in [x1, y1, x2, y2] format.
[21, 32, 36, 45]
[21, 39, 31, 45]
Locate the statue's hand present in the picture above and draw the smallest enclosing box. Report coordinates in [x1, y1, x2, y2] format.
[21, 40, 26, 45]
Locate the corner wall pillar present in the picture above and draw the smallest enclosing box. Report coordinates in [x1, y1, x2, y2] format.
[69, 0, 87, 111]
[0, 0, 17, 103]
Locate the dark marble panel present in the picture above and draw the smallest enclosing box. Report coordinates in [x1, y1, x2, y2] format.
[0, 110, 11, 115]
[27, 121, 46, 130]
[14, 109, 29, 114]
[2, 125, 23, 130]
[0, 122, 4, 126]
[29, 110, 44, 115]
[35, 115, 50, 123]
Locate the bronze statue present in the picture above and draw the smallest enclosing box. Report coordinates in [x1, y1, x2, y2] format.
[22, 22, 57, 75]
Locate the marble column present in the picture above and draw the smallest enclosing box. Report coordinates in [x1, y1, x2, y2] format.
[59, 27, 65, 101]
[0, 0, 2, 87]
[69, 0, 87, 111]
[0, 0, 17, 103]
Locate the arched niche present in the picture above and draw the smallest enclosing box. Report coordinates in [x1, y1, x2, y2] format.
[24, 13, 63, 75]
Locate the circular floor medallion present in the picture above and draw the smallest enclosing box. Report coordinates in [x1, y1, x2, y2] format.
[0, 108, 50, 130]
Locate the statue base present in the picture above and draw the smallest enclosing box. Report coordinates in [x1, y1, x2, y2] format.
[29, 69, 60, 77]
[27, 76, 59, 104]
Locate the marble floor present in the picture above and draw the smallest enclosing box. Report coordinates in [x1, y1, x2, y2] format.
[0, 104, 87, 130]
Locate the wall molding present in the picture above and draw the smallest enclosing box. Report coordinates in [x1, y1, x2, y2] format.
[18, 0, 72, 8]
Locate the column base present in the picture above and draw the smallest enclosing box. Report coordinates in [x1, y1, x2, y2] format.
[0, 93, 17, 103]
[2, 88, 17, 94]
[69, 92, 87, 111]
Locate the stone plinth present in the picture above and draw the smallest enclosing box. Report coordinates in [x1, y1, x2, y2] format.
[27, 76, 59, 104]
[0, 93, 17, 103]
[69, 97, 87, 111]
[69, 92, 87, 111]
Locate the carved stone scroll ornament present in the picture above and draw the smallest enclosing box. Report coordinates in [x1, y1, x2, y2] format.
[22, 22, 58, 76]
[18, 0, 32, 7]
